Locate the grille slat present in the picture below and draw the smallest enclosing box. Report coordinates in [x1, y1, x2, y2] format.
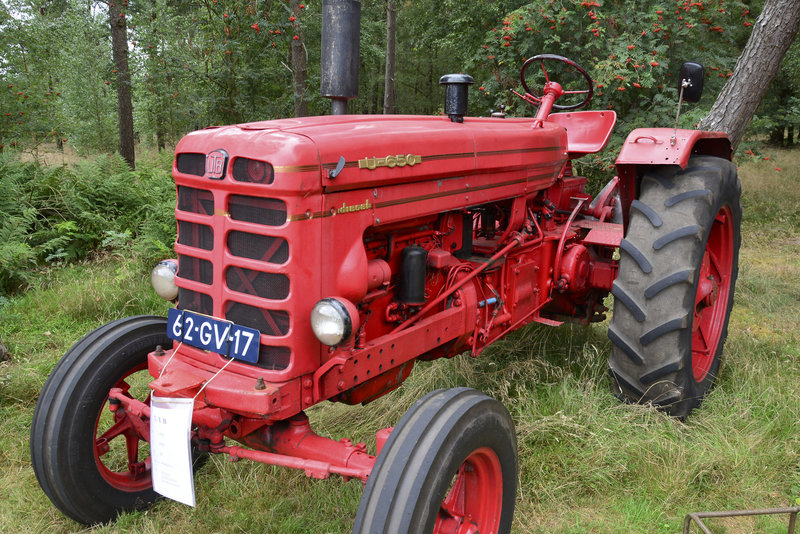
[229, 195, 286, 226]
[179, 255, 213, 285]
[178, 221, 214, 250]
[256, 346, 290, 370]
[176, 153, 205, 176]
[177, 288, 213, 316]
[178, 186, 214, 215]
[226, 267, 289, 300]
[225, 302, 289, 337]
[228, 231, 289, 264]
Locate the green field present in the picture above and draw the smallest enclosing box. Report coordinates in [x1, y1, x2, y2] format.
[1, 151, 798, 533]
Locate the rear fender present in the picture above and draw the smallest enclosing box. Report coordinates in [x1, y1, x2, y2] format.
[614, 128, 732, 230]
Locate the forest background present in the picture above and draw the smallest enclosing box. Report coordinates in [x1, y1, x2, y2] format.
[1, 0, 799, 160]
[1, 0, 798, 294]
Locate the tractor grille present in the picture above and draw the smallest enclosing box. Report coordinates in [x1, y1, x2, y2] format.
[174, 172, 292, 370]
[177, 288, 214, 317]
[176, 153, 206, 176]
[225, 302, 290, 336]
[179, 254, 213, 285]
[178, 186, 214, 215]
[177, 221, 213, 250]
[226, 267, 289, 300]
[229, 195, 286, 226]
[228, 231, 289, 263]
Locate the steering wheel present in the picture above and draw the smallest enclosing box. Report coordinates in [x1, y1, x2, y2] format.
[520, 54, 593, 111]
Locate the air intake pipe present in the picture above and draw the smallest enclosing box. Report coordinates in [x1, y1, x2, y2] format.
[439, 74, 475, 123]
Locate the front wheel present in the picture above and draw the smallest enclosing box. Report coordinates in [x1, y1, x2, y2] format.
[353, 388, 518, 534]
[31, 316, 170, 525]
[608, 155, 741, 418]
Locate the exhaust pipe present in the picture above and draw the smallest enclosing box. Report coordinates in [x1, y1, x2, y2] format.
[321, 0, 361, 115]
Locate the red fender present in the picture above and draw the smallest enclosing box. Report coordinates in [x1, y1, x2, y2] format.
[614, 128, 732, 229]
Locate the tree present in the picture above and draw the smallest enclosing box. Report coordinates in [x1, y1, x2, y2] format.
[382, 0, 396, 114]
[109, 0, 135, 169]
[698, 0, 800, 149]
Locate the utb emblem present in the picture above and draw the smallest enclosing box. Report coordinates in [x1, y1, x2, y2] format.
[206, 149, 229, 180]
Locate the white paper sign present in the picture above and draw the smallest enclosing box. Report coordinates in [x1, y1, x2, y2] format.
[150, 396, 196, 507]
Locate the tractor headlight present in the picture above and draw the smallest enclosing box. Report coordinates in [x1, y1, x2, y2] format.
[151, 259, 179, 301]
[310, 297, 359, 347]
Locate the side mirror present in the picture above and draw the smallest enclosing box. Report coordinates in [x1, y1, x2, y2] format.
[679, 62, 704, 103]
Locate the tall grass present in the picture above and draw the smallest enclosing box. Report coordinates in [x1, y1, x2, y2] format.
[0, 151, 798, 532]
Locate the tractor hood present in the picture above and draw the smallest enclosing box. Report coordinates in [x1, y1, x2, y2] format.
[175, 114, 568, 194]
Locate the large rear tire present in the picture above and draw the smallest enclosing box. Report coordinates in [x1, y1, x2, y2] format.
[31, 316, 169, 525]
[608, 156, 741, 418]
[353, 388, 517, 534]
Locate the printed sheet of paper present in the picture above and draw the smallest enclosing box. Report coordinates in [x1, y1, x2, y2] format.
[150, 396, 196, 507]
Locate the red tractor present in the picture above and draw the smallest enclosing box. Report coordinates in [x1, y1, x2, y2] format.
[30, 6, 740, 533]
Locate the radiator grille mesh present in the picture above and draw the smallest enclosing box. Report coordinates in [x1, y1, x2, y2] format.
[177, 288, 213, 317]
[178, 186, 214, 215]
[176, 153, 205, 177]
[226, 267, 289, 300]
[228, 231, 289, 264]
[225, 301, 289, 337]
[229, 195, 286, 226]
[179, 254, 213, 285]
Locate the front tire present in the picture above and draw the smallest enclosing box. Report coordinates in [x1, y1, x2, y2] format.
[353, 388, 518, 534]
[31, 316, 169, 525]
[608, 156, 741, 418]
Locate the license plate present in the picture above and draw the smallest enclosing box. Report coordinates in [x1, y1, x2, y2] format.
[166, 308, 260, 363]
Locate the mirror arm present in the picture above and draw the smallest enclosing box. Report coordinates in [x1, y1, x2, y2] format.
[671, 79, 691, 146]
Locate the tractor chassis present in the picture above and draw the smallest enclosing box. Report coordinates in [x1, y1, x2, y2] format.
[108, 386, 379, 482]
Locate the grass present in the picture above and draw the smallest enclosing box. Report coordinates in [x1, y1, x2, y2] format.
[1, 150, 799, 533]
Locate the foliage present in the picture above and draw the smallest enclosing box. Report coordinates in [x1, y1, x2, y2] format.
[0, 152, 175, 294]
[469, 0, 763, 175]
[751, 38, 800, 146]
[0, 0, 794, 160]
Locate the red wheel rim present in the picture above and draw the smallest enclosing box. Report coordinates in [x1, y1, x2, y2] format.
[692, 205, 735, 382]
[93, 362, 153, 491]
[434, 447, 504, 534]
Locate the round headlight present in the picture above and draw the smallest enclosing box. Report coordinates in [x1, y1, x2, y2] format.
[151, 259, 179, 301]
[310, 298, 359, 347]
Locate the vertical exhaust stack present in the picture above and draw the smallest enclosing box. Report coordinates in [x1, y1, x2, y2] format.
[321, 0, 361, 115]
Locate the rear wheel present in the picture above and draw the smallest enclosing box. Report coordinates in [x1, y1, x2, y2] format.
[353, 388, 517, 534]
[608, 156, 741, 418]
[31, 316, 169, 525]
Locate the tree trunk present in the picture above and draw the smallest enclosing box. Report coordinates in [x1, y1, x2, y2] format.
[109, 1, 135, 169]
[290, 0, 309, 118]
[698, 0, 800, 150]
[383, 0, 397, 114]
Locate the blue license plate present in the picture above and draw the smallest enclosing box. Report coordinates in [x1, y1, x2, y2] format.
[166, 308, 260, 363]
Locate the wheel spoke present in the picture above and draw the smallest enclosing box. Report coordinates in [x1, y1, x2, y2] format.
[124, 430, 143, 474]
[441, 464, 468, 518]
[96, 415, 133, 457]
[706, 247, 723, 279]
[540, 60, 550, 83]
[117, 378, 132, 395]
